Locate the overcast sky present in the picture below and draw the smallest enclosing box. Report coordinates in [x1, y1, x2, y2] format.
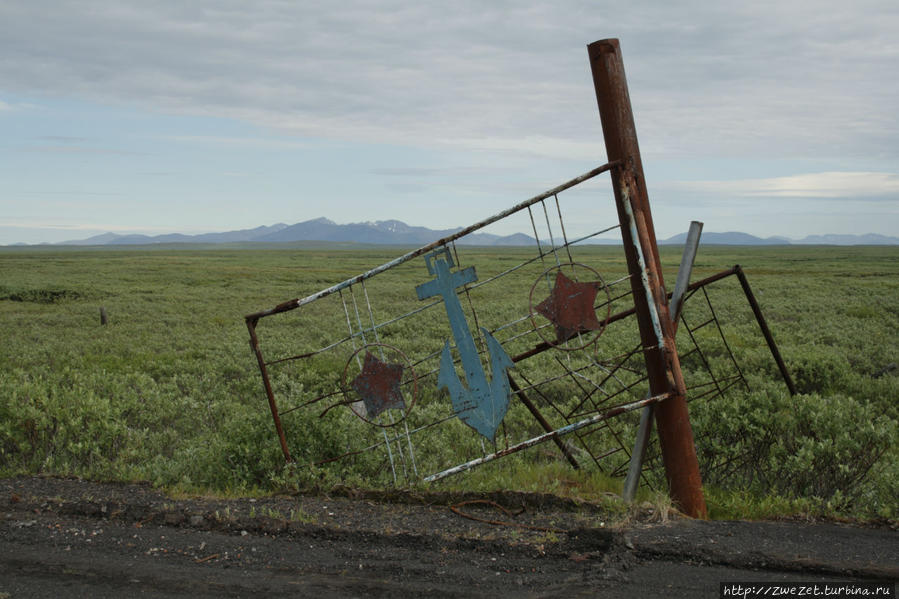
[1, 0, 897, 244]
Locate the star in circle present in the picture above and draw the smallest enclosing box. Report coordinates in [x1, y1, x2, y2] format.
[350, 351, 406, 418]
[535, 270, 603, 344]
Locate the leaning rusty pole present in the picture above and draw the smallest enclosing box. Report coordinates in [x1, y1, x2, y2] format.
[588, 39, 708, 518]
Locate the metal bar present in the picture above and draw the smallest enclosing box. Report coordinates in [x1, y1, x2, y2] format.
[424, 392, 670, 482]
[507, 374, 581, 469]
[244, 162, 618, 322]
[588, 38, 706, 518]
[246, 318, 292, 463]
[554, 194, 575, 265]
[403, 419, 418, 476]
[381, 427, 398, 484]
[621, 190, 666, 343]
[513, 370, 605, 470]
[700, 285, 751, 393]
[541, 200, 562, 267]
[349, 285, 368, 345]
[685, 317, 716, 332]
[339, 289, 358, 346]
[735, 265, 798, 395]
[681, 309, 726, 400]
[622, 406, 653, 498]
[671, 222, 704, 322]
[622, 221, 702, 502]
[528, 205, 547, 268]
[361, 280, 382, 346]
[454, 241, 486, 355]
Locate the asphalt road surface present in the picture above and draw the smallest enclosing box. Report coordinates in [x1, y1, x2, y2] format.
[1, 476, 895, 598]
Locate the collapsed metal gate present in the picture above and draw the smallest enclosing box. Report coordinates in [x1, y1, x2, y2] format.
[244, 40, 794, 518]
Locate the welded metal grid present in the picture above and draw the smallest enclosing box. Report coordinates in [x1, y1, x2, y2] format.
[245, 165, 752, 485]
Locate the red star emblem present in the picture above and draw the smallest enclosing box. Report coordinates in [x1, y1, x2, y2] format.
[535, 270, 603, 344]
[351, 351, 406, 418]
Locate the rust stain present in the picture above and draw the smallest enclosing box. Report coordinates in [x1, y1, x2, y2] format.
[350, 351, 406, 418]
[535, 270, 603, 344]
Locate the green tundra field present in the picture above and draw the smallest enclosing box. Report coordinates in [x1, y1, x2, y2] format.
[1, 243, 896, 520]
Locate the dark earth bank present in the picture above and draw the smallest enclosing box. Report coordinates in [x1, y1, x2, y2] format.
[1, 476, 896, 598]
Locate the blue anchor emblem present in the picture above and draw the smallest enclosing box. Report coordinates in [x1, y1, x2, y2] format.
[416, 248, 514, 441]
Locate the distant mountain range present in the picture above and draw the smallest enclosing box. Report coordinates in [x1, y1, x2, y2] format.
[659, 231, 899, 246]
[42, 218, 899, 247]
[58, 218, 535, 247]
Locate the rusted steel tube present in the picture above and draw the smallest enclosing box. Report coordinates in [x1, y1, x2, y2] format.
[424, 392, 670, 482]
[684, 265, 739, 288]
[247, 318, 292, 462]
[508, 374, 580, 469]
[245, 162, 618, 322]
[588, 38, 707, 518]
[735, 265, 798, 395]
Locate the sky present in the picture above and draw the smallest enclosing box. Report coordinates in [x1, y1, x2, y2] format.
[1, 0, 897, 245]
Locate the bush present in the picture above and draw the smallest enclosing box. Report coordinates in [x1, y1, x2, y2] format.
[692, 388, 897, 517]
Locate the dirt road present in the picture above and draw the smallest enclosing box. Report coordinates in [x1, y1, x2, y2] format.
[1, 476, 895, 598]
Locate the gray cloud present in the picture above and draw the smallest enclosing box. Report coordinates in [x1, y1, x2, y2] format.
[668, 171, 899, 200]
[24, 145, 145, 156]
[38, 135, 90, 143]
[1, 0, 896, 163]
[372, 166, 513, 177]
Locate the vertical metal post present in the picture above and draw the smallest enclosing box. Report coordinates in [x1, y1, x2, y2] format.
[247, 318, 293, 463]
[622, 221, 703, 502]
[588, 39, 707, 518]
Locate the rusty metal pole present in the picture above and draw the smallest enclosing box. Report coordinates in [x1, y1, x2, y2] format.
[246, 318, 293, 463]
[588, 39, 707, 518]
[734, 265, 798, 396]
[622, 221, 703, 503]
[508, 374, 581, 469]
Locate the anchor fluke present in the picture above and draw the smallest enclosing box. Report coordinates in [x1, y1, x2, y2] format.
[437, 328, 513, 441]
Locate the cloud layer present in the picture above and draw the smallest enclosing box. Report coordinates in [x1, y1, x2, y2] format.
[2, 0, 896, 161]
[675, 172, 899, 199]
[1, 1, 897, 243]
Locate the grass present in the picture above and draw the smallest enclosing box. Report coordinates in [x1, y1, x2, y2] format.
[0, 243, 897, 522]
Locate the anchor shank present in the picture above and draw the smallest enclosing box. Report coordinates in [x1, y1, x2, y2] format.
[417, 257, 485, 390]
